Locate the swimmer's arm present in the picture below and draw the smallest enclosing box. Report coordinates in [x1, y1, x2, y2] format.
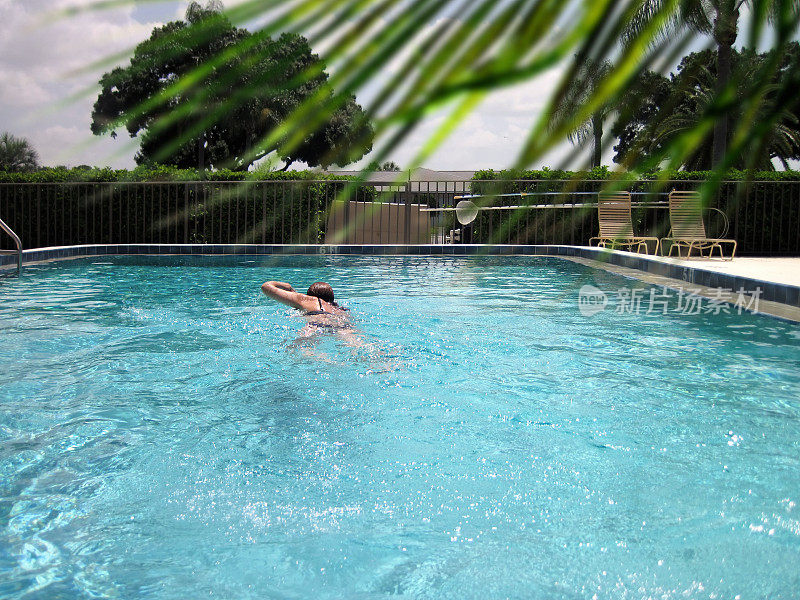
[264, 280, 294, 293]
[261, 281, 311, 310]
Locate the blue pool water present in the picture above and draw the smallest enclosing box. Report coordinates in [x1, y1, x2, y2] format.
[1, 255, 799, 599]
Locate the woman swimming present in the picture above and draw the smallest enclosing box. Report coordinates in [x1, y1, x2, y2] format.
[261, 279, 395, 370]
[260, 280, 350, 330]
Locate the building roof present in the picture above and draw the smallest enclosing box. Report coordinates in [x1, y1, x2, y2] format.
[321, 168, 476, 191]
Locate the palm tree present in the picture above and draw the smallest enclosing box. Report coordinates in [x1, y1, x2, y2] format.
[0, 133, 39, 172]
[647, 57, 800, 169]
[552, 58, 612, 168]
[625, 0, 757, 166]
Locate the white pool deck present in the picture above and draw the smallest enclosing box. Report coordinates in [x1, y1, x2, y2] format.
[570, 253, 800, 321]
[648, 256, 800, 287]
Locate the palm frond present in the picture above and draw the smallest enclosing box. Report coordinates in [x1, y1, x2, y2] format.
[64, 0, 800, 191]
[683, 0, 714, 34]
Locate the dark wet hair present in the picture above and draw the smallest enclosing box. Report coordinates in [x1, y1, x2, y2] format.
[307, 282, 335, 304]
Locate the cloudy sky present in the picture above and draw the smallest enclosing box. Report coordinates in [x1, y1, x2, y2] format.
[0, 0, 711, 172]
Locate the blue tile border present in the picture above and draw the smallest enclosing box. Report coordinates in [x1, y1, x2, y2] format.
[3, 244, 798, 309]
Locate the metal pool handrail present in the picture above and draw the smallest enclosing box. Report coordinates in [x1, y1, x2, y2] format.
[0, 216, 22, 276]
[424, 192, 731, 237]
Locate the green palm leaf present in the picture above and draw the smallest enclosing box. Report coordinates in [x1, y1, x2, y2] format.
[69, 0, 800, 190]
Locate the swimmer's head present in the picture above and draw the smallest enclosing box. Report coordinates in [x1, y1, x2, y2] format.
[307, 282, 335, 304]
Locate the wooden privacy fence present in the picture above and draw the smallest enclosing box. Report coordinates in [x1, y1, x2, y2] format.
[0, 179, 798, 256]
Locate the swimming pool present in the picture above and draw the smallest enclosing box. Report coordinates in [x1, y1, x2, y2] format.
[1, 255, 798, 598]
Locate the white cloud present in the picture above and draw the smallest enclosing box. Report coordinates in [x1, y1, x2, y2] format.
[0, 0, 160, 167]
[356, 61, 611, 172]
[332, 15, 589, 171]
[0, 71, 51, 106]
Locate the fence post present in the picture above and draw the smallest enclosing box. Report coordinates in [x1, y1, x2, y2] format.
[343, 184, 350, 244]
[403, 185, 411, 244]
[108, 183, 113, 244]
[184, 184, 189, 243]
[36, 185, 41, 249]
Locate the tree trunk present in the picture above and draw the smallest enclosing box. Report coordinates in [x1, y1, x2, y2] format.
[592, 114, 603, 168]
[712, 2, 738, 167]
[712, 40, 732, 167]
[280, 160, 293, 172]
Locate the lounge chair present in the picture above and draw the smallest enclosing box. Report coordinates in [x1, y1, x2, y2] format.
[589, 191, 659, 254]
[660, 191, 737, 260]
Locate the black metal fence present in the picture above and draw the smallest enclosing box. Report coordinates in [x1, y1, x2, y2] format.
[460, 179, 800, 256]
[1, 179, 798, 255]
[0, 180, 376, 248]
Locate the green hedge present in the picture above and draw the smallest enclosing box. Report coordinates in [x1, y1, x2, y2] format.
[0, 166, 357, 183]
[472, 168, 800, 182]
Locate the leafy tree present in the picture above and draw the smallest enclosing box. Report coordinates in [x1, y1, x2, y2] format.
[614, 46, 800, 170]
[611, 70, 674, 164]
[0, 133, 39, 172]
[551, 58, 613, 167]
[91, 1, 373, 172]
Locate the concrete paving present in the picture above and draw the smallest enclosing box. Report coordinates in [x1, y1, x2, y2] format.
[648, 256, 800, 287]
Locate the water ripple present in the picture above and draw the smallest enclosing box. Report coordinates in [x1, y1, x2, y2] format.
[0, 256, 798, 598]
